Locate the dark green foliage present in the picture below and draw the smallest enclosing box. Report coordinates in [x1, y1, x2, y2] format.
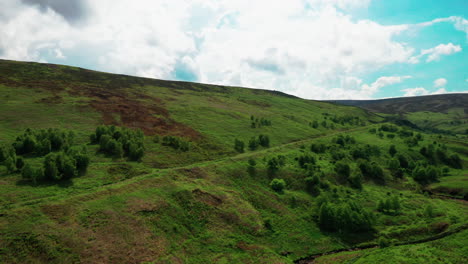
[332, 135, 355, 147]
[21, 163, 34, 182]
[377, 196, 401, 215]
[335, 161, 350, 178]
[310, 120, 319, 129]
[250, 116, 272, 128]
[234, 139, 245, 153]
[41, 150, 89, 182]
[378, 237, 390, 248]
[16, 157, 24, 170]
[305, 176, 321, 196]
[447, 154, 462, 169]
[388, 158, 403, 178]
[248, 137, 259, 151]
[258, 134, 270, 147]
[389, 145, 397, 157]
[44, 154, 60, 181]
[297, 154, 315, 169]
[270, 178, 286, 193]
[247, 158, 256, 176]
[397, 154, 409, 169]
[11, 128, 72, 156]
[310, 143, 326, 153]
[412, 165, 440, 185]
[5, 156, 16, 173]
[359, 161, 384, 181]
[267, 156, 285, 176]
[380, 124, 398, 133]
[93, 125, 146, 159]
[318, 201, 374, 233]
[162, 135, 190, 152]
[348, 172, 363, 190]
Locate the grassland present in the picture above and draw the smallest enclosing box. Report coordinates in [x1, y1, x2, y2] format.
[0, 59, 467, 263]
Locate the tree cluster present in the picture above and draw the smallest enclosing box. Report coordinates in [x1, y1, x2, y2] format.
[250, 115, 272, 128]
[248, 134, 270, 150]
[12, 128, 74, 156]
[91, 125, 145, 160]
[22, 147, 89, 183]
[377, 195, 401, 215]
[318, 201, 374, 233]
[162, 135, 190, 152]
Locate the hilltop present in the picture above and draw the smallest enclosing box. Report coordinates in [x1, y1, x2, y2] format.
[0, 59, 467, 264]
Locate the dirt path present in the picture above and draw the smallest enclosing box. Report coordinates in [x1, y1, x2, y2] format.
[294, 223, 468, 264]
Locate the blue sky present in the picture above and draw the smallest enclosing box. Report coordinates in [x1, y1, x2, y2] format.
[0, 0, 467, 99]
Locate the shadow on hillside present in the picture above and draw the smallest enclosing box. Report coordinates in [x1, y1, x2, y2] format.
[324, 230, 376, 246]
[15, 178, 74, 188]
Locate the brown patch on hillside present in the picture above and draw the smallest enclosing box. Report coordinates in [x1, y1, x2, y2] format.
[192, 188, 223, 207]
[41, 204, 72, 224]
[37, 95, 63, 104]
[78, 210, 166, 264]
[126, 198, 168, 214]
[0, 62, 201, 139]
[175, 167, 207, 179]
[70, 83, 200, 139]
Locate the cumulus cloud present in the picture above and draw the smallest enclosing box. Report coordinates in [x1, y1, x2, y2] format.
[401, 87, 429, 97]
[21, 0, 89, 24]
[409, 43, 461, 63]
[433, 78, 447, 88]
[422, 43, 461, 62]
[0, 0, 463, 99]
[401, 87, 448, 97]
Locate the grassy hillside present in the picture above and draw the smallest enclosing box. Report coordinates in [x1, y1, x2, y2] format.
[0, 60, 467, 263]
[329, 94, 468, 135]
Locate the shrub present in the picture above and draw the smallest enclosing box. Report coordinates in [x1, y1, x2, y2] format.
[234, 139, 245, 153]
[389, 145, 397, 157]
[270, 178, 286, 194]
[248, 137, 259, 151]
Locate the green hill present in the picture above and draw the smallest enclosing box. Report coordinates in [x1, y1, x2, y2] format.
[328, 94, 468, 135]
[0, 59, 467, 263]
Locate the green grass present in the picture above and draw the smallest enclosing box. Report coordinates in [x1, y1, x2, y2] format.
[0, 59, 466, 263]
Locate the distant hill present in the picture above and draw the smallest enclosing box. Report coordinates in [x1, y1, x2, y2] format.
[327, 94, 468, 114]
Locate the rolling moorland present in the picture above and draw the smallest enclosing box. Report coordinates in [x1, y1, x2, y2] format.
[0, 59, 467, 264]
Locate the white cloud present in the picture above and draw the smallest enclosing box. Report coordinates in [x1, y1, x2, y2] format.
[401, 87, 429, 97]
[401, 87, 448, 97]
[422, 43, 461, 62]
[0, 0, 460, 100]
[431, 88, 447, 95]
[409, 43, 461, 63]
[417, 16, 468, 42]
[433, 78, 447, 88]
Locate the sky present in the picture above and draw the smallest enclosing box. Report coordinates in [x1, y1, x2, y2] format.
[0, 0, 467, 100]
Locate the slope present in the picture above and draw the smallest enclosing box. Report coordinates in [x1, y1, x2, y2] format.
[0, 60, 467, 264]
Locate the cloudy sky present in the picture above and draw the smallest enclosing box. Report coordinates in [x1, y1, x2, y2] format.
[1, 0, 467, 99]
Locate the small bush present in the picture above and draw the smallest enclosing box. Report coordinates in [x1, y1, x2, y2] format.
[270, 178, 286, 194]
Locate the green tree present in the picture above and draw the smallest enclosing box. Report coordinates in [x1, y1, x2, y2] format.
[5, 156, 16, 173]
[270, 178, 286, 194]
[248, 137, 259, 151]
[21, 163, 35, 182]
[258, 135, 270, 147]
[389, 145, 397, 157]
[44, 153, 60, 181]
[234, 139, 245, 153]
[16, 157, 25, 170]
